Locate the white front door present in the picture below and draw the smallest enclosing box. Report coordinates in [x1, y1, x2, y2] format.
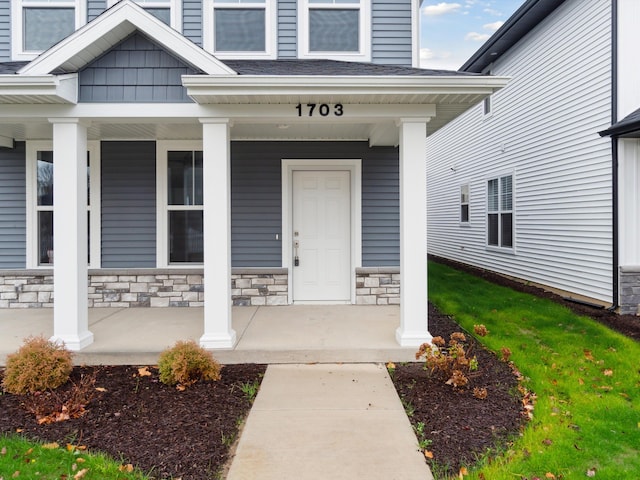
[292, 170, 351, 302]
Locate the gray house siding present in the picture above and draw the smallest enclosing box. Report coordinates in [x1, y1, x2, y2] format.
[183, 0, 202, 47]
[0, 142, 26, 269]
[278, 0, 297, 59]
[88, 0, 107, 21]
[230, 141, 399, 267]
[372, 0, 413, 66]
[0, 0, 9, 62]
[78, 32, 198, 103]
[101, 141, 156, 268]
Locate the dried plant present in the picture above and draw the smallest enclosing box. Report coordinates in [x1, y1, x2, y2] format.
[473, 324, 489, 337]
[416, 332, 479, 389]
[158, 340, 222, 388]
[501, 347, 512, 362]
[2, 336, 73, 394]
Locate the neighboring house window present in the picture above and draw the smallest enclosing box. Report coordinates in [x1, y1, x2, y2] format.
[107, 0, 182, 30]
[203, 0, 277, 59]
[26, 142, 101, 268]
[299, 0, 371, 62]
[483, 96, 492, 116]
[157, 143, 204, 266]
[11, 0, 86, 60]
[460, 184, 470, 223]
[487, 174, 513, 249]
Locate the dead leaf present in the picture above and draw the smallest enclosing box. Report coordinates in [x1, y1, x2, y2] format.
[459, 466, 468, 478]
[578, 378, 584, 385]
[584, 349, 594, 361]
[586, 467, 597, 477]
[42, 442, 59, 450]
[542, 438, 553, 446]
[15, 429, 23, 433]
[73, 468, 89, 479]
[119, 464, 134, 473]
[76, 458, 86, 463]
[137, 367, 152, 377]
[545, 473, 556, 479]
[95, 387, 107, 392]
[176, 384, 186, 392]
[23, 448, 33, 456]
[12, 471, 20, 478]
[1, 446, 6, 455]
[603, 369, 613, 376]
[424, 450, 434, 458]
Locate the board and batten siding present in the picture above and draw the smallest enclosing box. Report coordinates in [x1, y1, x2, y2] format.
[231, 141, 399, 267]
[0, 0, 9, 62]
[426, 0, 613, 303]
[0, 142, 26, 268]
[372, 0, 413, 66]
[101, 141, 157, 268]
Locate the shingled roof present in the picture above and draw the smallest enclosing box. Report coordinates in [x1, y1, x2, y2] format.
[221, 59, 476, 77]
[0, 62, 28, 74]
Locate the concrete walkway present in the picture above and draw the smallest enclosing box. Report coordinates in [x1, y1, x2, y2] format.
[226, 363, 433, 480]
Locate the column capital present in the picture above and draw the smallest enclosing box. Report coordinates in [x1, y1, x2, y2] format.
[48, 118, 91, 127]
[199, 117, 233, 126]
[396, 117, 431, 126]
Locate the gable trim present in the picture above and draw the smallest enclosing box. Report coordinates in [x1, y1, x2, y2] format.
[18, 0, 235, 76]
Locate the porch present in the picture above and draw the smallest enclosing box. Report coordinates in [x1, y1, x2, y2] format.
[0, 305, 421, 366]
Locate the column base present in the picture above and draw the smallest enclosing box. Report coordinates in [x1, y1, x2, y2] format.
[50, 331, 94, 351]
[200, 330, 237, 350]
[395, 327, 432, 348]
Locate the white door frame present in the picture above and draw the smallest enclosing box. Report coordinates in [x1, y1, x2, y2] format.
[282, 159, 362, 304]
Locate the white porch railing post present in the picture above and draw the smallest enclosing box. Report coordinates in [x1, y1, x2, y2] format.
[200, 118, 237, 349]
[50, 118, 93, 350]
[396, 118, 432, 347]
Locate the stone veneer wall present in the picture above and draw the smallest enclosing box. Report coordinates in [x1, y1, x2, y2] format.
[619, 266, 640, 315]
[0, 267, 401, 307]
[0, 269, 288, 308]
[355, 267, 400, 305]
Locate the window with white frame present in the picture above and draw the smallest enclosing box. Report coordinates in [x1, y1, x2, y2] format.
[487, 174, 513, 249]
[107, 0, 182, 30]
[460, 184, 470, 223]
[11, 0, 85, 60]
[26, 142, 101, 268]
[299, 0, 371, 61]
[202, 0, 276, 58]
[157, 143, 204, 266]
[483, 95, 492, 116]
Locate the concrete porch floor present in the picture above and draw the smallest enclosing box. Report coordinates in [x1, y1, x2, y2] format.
[0, 305, 423, 365]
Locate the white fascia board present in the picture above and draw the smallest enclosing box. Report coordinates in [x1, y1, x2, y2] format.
[18, 0, 235, 76]
[0, 74, 77, 104]
[182, 75, 511, 98]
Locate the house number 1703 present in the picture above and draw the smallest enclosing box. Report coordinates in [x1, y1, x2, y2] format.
[296, 103, 344, 117]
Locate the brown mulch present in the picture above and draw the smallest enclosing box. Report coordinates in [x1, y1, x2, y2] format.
[0, 364, 266, 479]
[1, 257, 638, 479]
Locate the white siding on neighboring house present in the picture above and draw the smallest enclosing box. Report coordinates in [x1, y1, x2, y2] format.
[427, 0, 614, 303]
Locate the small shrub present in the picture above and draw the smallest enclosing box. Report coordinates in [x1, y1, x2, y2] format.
[158, 340, 222, 387]
[2, 336, 73, 394]
[501, 347, 512, 362]
[473, 387, 488, 400]
[416, 332, 479, 389]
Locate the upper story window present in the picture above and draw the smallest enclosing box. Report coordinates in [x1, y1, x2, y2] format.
[483, 96, 492, 116]
[203, 0, 277, 59]
[299, 0, 371, 62]
[107, 0, 182, 30]
[487, 174, 513, 250]
[11, 0, 86, 60]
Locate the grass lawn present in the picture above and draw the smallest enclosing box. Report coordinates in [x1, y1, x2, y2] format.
[0, 434, 149, 479]
[428, 261, 640, 479]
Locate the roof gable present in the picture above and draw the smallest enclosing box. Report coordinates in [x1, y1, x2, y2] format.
[18, 0, 235, 76]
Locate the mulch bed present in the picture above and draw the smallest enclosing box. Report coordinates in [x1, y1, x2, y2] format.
[1, 258, 638, 479]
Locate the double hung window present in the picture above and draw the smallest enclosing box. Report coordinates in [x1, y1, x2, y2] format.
[106, 0, 181, 29]
[299, 0, 371, 61]
[203, 0, 276, 58]
[12, 0, 85, 60]
[26, 142, 101, 268]
[487, 174, 513, 249]
[460, 184, 470, 224]
[157, 143, 205, 266]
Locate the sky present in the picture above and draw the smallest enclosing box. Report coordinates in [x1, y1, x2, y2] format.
[420, 0, 525, 70]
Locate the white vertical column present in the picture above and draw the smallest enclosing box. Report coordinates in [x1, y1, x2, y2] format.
[200, 119, 237, 349]
[396, 118, 432, 347]
[50, 119, 93, 350]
